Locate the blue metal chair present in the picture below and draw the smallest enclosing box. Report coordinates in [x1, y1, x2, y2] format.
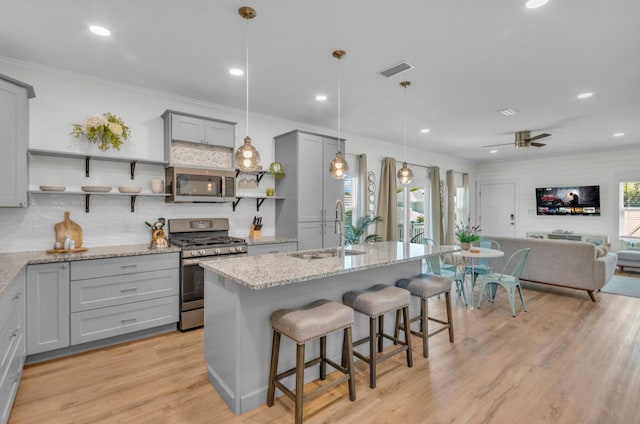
[476, 248, 530, 317]
[424, 253, 467, 306]
[466, 239, 501, 289]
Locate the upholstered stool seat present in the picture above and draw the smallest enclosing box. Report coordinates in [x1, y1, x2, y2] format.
[267, 299, 356, 424]
[343, 284, 413, 389]
[396, 274, 454, 358]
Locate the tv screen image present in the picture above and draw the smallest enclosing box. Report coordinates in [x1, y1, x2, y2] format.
[535, 185, 600, 216]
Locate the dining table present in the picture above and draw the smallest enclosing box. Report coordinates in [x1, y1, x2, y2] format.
[454, 247, 504, 309]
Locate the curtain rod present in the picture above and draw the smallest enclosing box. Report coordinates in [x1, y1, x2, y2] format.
[386, 158, 433, 170]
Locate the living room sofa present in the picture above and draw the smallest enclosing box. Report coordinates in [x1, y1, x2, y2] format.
[483, 236, 618, 301]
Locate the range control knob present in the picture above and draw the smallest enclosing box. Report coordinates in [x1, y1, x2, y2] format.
[215, 248, 221, 254]
[200, 249, 206, 255]
[229, 247, 236, 253]
[191, 251, 197, 257]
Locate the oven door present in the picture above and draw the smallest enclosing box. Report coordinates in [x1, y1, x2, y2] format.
[181, 258, 206, 311]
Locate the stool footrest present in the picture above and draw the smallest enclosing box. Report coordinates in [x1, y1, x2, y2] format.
[276, 356, 323, 381]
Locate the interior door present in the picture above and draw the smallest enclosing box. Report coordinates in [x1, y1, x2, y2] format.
[478, 182, 516, 237]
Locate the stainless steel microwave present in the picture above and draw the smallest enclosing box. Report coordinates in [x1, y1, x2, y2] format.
[165, 167, 235, 203]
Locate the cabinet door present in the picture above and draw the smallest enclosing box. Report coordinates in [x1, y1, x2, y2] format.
[297, 222, 324, 251]
[298, 133, 324, 222]
[322, 137, 345, 218]
[171, 114, 204, 143]
[323, 221, 341, 249]
[26, 263, 70, 355]
[0, 79, 28, 207]
[203, 120, 234, 148]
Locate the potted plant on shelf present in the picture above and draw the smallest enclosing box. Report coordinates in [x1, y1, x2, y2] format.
[455, 220, 481, 250]
[71, 112, 131, 151]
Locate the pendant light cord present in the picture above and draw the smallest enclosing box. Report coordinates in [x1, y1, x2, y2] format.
[403, 84, 407, 162]
[337, 58, 342, 153]
[245, 18, 250, 138]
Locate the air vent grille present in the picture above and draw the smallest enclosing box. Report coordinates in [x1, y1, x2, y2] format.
[379, 61, 414, 78]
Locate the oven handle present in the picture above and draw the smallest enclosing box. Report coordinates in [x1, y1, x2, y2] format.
[182, 254, 247, 266]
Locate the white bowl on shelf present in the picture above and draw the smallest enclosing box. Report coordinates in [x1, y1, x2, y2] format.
[39, 185, 66, 192]
[81, 186, 112, 193]
[118, 186, 142, 194]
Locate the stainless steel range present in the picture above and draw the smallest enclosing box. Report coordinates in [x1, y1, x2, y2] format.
[168, 217, 247, 331]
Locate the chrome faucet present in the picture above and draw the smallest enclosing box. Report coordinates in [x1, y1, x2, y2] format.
[335, 199, 344, 250]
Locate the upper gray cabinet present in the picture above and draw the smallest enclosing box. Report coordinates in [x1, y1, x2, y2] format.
[0, 74, 35, 207]
[162, 110, 236, 167]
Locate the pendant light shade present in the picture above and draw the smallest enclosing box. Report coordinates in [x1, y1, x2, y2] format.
[329, 49, 348, 180]
[397, 81, 413, 185]
[235, 6, 260, 172]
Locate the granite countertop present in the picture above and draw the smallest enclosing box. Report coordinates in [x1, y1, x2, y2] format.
[200, 241, 459, 290]
[0, 244, 181, 296]
[245, 235, 297, 246]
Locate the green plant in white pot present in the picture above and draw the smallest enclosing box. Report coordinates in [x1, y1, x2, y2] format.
[455, 220, 481, 250]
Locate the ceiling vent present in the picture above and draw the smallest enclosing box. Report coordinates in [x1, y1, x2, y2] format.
[379, 61, 414, 78]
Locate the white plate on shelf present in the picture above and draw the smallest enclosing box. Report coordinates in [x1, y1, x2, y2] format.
[118, 186, 142, 194]
[81, 186, 112, 193]
[39, 185, 66, 192]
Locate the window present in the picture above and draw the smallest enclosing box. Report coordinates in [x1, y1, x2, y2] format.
[620, 181, 640, 238]
[343, 154, 359, 227]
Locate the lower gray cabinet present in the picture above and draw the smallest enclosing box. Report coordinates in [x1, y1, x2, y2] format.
[247, 242, 297, 256]
[0, 269, 26, 424]
[26, 263, 70, 355]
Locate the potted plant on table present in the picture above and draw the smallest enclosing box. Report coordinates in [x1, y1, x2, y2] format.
[455, 220, 481, 250]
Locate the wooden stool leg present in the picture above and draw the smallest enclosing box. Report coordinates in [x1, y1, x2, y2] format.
[377, 315, 384, 352]
[320, 336, 327, 380]
[403, 306, 413, 368]
[393, 309, 401, 343]
[369, 317, 377, 389]
[267, 331, 281, 407]
[295, 343, 305, 424]
[341, 329, 348, 368]
[421, 298, 428, 358]
[445, 291, 454, 342]
[345, 327, 356, 401]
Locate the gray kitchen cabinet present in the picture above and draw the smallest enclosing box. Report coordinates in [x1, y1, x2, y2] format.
[0, 74, 35, 208]
[162, 110, 236, 165]
[274, 130, 345, 249]
[69, 253, 179, 345]
[0, 269, 26, 424]
[247, 241, 297, 256]
[26, 263, 70, 355]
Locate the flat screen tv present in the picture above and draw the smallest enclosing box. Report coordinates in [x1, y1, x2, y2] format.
[536, 185, 600, 216]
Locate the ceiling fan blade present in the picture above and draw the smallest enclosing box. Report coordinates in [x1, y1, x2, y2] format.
[528, 133, 551, 142]
[481, 142, 513, 148]
[530, 142, 546, 147]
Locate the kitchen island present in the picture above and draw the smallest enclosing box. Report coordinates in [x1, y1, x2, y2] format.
[200, 241, 458, 414]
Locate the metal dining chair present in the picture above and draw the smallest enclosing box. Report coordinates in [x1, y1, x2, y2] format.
[466, 239, 501, 289]
[476, 248, 530, 317]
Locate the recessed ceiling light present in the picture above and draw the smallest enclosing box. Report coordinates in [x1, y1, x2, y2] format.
[613, 132, 625, 137]
[229, 68, 244, 76]
[315, 95, 327, 101]
[577, 92, 593, 99]
[89, 25, 111, 37]
[526, 0, 549, 9]
[498, 107, 518, 116]
[489, 150, 498, 154]
[420, 128, 430, 134]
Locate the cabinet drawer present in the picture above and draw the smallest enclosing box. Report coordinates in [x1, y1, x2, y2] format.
[71, 253, 179, 280]
[247, 242, 298, 256]
[71, 268, 178, 312]
[70, 296, 178, 345]
[0, 272, 24, 332]
[0, 304, 23, 373]
[0, 332, 24, 424]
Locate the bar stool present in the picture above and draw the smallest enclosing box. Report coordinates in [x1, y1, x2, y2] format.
[267, 299, 356, 424]
[395, 274, 454, 358]
[343, 284, 412, 389]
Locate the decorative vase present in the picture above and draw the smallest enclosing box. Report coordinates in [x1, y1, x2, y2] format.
[460, 242, 471, 250]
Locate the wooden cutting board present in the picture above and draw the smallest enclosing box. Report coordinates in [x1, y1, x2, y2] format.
[54, 211, 83, 248]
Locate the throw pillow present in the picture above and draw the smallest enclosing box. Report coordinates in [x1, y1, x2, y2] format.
[596, 246, 607, 257]
[621, 239, 640, 250]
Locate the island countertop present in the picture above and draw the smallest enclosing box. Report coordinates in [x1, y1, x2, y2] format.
[200, 241, 459, 290]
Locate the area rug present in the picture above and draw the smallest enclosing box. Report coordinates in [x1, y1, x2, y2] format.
[601, 275, 640, 298]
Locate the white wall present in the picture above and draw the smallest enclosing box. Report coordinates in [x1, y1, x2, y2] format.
[475, 147, 640, 247]
[0, 58, 474, 253]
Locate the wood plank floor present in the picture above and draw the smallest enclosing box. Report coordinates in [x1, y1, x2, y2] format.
[10, 273, 640, 424]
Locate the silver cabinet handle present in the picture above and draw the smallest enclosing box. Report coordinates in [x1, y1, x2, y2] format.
[120, 287, 138, 293]
[10, 373, 19, 383]
[10, 326, 20, 337]
[121, 264, 138, 269]
[121, 317, 137, 323]
[61, 264, 67, 270]
[12, 292, 21, 300]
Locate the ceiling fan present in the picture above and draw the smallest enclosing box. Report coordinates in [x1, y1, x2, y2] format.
[483, 130, 551, 148]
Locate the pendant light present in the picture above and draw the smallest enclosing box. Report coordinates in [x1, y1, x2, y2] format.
[397, 81, 413, 185]
[235, 6, 260, 171]
[329, 50, 349, 179]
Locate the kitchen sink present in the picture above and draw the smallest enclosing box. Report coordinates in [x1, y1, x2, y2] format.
[289, 248, 366, 260]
